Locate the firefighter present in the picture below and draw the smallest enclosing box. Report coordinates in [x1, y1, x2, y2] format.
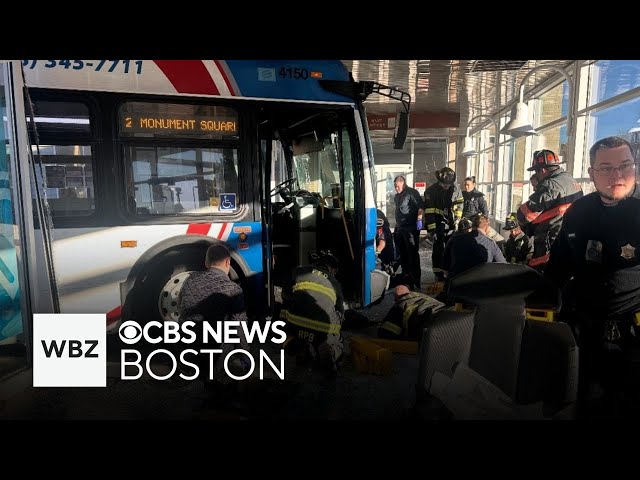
[378, 285, 446, 340]
[517, 149, 583, 271]
[542, 136, 640, 419]
[424, 167, 464, 281]
[280, 250, 344, 373]
[502, 212, 534, 265]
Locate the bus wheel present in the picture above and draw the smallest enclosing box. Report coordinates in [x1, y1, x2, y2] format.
[158, 271, 193, 323]
[130, 247, 207, 325]
[129, 246, 244, 325]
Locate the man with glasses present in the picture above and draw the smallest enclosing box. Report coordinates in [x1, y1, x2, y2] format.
[517, 149, 583, 270]
[543, 136, 640, 419]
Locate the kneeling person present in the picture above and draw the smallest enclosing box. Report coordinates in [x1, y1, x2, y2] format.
[280, 251, 345, 372]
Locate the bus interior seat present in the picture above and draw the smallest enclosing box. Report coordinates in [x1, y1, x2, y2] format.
[415, 263, 578, 419]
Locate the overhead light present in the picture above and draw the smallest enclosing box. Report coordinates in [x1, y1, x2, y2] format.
[499, 64, 575, 154]
[460, 135, 476, 156]
[461, 114, 498, 158]
[500, 100, 535, 136]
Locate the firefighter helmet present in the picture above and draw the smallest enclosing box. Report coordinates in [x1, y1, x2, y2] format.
[458, 217, 473, 232]
[503, 212, 518, 230]
[310, 250, 340, 272]
[436, 167, 456, 185]
[527, 149, 565, 171]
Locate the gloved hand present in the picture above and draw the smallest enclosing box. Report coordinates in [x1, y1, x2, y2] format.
[416, 219, 423, 230]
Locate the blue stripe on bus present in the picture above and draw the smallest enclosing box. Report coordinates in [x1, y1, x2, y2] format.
[225, 221, 263, 273]
[364, 207, 377, 306]
[225, 60, 352, 103]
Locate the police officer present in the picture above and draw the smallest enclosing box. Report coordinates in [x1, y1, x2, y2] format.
[461, 176, 489, 218]
[378, 285, 446, 340]
[424, 167, 464, 281]
[543, 136, 640, 418]
[517, 149, 583, 271]
[502, 212, 533, 265]
[280, 250, 345, 373]
[393, 176, 424, 289]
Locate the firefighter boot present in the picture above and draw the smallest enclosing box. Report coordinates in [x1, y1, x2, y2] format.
[317, 342, 338, 375]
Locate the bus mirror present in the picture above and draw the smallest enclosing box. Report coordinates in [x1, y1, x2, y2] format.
[393, 111, 409, 149]
[293, 133, 325, 155]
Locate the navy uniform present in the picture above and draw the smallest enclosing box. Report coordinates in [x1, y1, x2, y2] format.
[517, 150, 583, 270]
[462, 188, 488, 218]
[544, 183, 640, 417]
[502, 212, 533, 265]
[424, 167, 464, 281]
[280, 251, 344, 372]
[394, 184, 424, 288]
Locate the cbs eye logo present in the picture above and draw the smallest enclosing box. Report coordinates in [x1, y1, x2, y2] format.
[119, 320, 143, 344]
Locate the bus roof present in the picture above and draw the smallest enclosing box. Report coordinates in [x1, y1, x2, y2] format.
[22, 60, 356, 103]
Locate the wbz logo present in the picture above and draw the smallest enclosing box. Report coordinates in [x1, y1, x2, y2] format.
[33, 314, 106, 387]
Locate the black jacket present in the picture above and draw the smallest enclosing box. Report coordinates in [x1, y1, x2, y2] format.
[462, 189, 488, 218]
[544, 184, 640, 317]
[517, 168, 583, 267]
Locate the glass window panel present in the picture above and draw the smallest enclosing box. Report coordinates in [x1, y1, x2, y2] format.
[590, 60, 640, 106]
[510, 183, 524, 219]
[293, 137, 341, 199]
[495, 183, 511, 223]
[479, 183, 493, 218]
[479, 147, 494, 184]
[32, 145, 95, 217]
[340, 128, 355, 210]
[124, 146, 239, 215]
[536, 82, 570, 127]
[511, 138, 526, 182]
[585, 96, 640, 174]
[533, 122, 568, 163]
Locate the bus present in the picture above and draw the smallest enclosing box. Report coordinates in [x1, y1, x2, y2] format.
[20, 59, 410, 331]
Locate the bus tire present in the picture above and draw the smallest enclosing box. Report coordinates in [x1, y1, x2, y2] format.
[127, 244, 245, 326]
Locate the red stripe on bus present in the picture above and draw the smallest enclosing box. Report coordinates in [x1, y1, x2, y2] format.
[218, 222, 228, 240]
[154, 60, 219, 95]
[214, 60, 235, 95]
[187, 224, 212, 235]
[106, 306, 122, 326]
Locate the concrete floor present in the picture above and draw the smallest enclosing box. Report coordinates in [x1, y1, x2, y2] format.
[0, 241, 436, 420]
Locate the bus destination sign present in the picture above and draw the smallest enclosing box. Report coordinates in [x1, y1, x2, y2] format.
[120, 114, 238, 136]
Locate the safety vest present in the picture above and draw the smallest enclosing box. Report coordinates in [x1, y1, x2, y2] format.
[424, 183, 464, 233]
[280, 264, 343, 341]
[379, 291, 446, 339]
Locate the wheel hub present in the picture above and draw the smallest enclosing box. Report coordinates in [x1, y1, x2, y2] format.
[158, 271, 193, 322]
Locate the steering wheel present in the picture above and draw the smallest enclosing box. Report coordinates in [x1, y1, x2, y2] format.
[270, 177, 297, 196]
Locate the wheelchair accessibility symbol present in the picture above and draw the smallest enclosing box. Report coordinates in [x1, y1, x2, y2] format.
[220, 193, 236, 211]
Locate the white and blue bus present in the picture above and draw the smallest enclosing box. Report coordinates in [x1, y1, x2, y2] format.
[19, 59, 409, 332]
